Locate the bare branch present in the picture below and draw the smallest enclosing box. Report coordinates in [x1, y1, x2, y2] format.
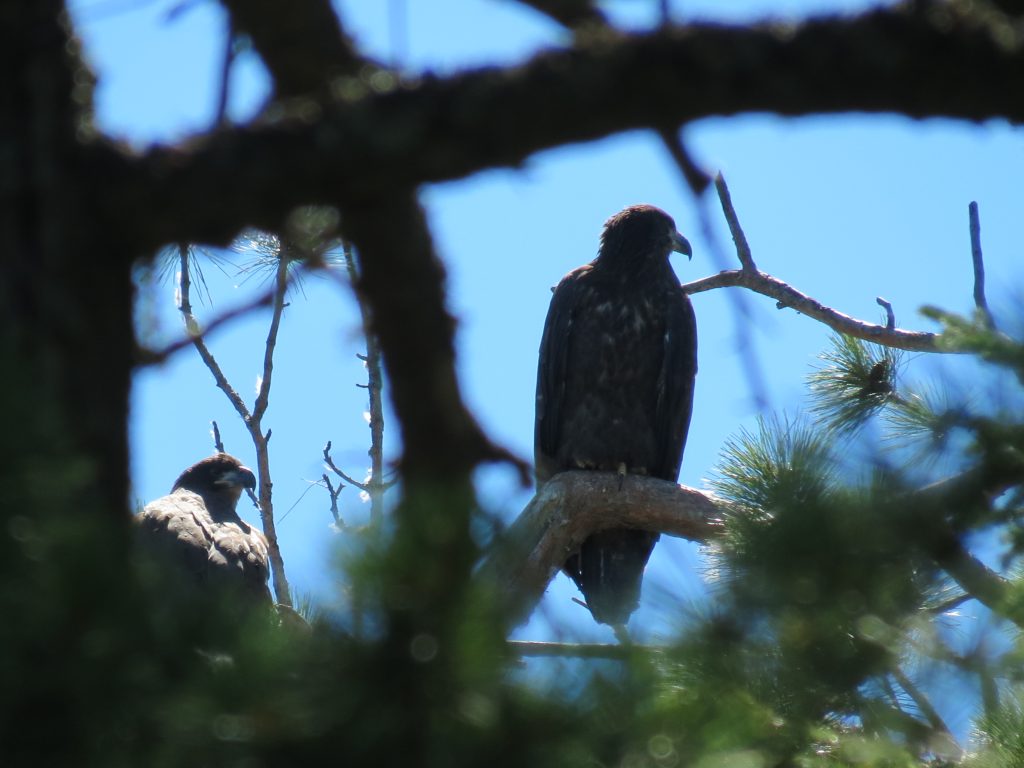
[682, 179, 943, 352]
[251, 243, 289, 424]
[323, 440, 370, 492]
[969, 201, 996, 329]
[714, 173, 757, 272]
[322, 473, 343, 525]
[211, 420, 225, 453]
[177, 244, 255, 421]
[876, 297, 896, 332]
[684, 269, 942, 352]
[136, 284, 277, 365]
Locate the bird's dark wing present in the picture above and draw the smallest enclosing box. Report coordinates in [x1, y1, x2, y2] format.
[653, 290, 698, 480]
[534, 266, 588, 483]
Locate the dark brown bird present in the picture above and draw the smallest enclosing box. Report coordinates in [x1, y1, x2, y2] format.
[535, 204, 697, 628]
[135, 453, 272, 608]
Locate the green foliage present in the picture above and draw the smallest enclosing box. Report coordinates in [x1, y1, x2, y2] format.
[808, 333, 902, 435]
[713, 414, 836, 517]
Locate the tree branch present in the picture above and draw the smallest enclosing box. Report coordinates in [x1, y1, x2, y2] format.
[110, 6, 1024, 251]
[713, 172, 757, 271]
[479, 471, 723, 628]
[680, 174, 945, 353]
[683, 268, 942, 352]
[177, 244, 255, 419]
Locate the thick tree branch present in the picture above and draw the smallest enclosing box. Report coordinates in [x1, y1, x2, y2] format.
[340, 195, 496, 483]
[480, 471, 723, 628]
[105, 6, 1024, 251]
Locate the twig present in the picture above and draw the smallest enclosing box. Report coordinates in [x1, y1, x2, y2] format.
[694, 176, 978, 354]
[252, 243, 289, 425]
[877, 297, 896, 331]
[211, 420, 225, 453]
[323, 440, 370, 492]
[322, 473, 343, 525]
[687, 174, 769, 410]
[714, 173, 757, 272]
[343, 241, 389, 525]
[177, 245, 253, 415]
[969, 201, 995, 330]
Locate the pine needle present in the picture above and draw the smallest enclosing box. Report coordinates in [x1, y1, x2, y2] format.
[808, 333, 902, 435]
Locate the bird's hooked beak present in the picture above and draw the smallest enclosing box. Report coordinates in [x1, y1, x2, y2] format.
[220, 466, 257, 491]
[671, 231, 692, 260]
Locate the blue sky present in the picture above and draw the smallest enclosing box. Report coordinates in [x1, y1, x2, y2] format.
[69, 0, 1023, 735]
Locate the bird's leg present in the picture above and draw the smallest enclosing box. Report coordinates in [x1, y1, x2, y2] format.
[617, 461, 627, 491]
[613, 624, 632, 646]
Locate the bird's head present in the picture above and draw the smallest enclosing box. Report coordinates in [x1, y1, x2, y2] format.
[597, 204, 691, 271]
[172, 453, 257, 517]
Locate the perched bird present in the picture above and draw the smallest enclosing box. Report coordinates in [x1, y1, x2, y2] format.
[535, 204, 697, 628]
[135, 453, 272, 610]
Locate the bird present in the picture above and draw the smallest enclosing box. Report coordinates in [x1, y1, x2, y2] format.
[534, 204, 697, 629]
[134, 453, 273, 611]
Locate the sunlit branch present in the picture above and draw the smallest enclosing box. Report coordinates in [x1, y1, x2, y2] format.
[682, 175, 944, 354]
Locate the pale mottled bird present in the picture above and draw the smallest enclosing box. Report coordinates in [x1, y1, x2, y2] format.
[135, 453, 272, 609]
